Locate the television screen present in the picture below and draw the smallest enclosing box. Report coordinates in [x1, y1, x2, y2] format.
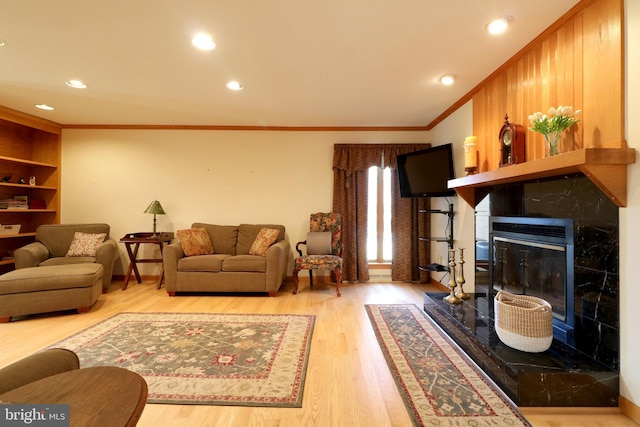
[397, 144, 456, 198]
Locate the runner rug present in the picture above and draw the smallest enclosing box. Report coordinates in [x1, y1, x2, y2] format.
[47, 312, 315, 407]
[366, 304, 531, 426]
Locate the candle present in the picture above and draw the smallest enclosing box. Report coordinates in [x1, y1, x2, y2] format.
[464, 136, 478, 168]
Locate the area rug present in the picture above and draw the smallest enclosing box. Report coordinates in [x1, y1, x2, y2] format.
[47, 312, 315, 407]
[366, 304, 531, 426]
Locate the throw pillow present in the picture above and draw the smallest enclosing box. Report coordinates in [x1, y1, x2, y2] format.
[176, 228, 214, 256]
[249, 228, 279, 256]
[66, 232, 107, 257]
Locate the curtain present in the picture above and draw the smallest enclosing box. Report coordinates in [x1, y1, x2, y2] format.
[332, 143, 431, 282]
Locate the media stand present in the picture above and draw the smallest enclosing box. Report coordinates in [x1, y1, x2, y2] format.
[419, 203, 454, 273]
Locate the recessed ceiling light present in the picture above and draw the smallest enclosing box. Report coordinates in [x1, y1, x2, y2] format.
[226, 81, 244, 91]
[487, 16, 513, 35]
[35, 104, 54, 111]
[192, 33, 215, 50]
[0, 40, 6, 47]
[65, 79, 87, 89]
[439, 75, 456, 86]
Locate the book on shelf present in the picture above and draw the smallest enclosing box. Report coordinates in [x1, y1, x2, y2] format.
[0, 224, 21, 235]
[0, 199, 28, 209]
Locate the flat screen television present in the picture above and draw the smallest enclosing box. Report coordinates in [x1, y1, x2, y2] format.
[397, 143, 456, 198]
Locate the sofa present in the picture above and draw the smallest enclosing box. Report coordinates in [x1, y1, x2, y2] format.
[13, 223, 118, 292]
[163, 223, 290, 296]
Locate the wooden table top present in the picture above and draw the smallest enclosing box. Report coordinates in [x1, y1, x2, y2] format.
[0, 366, 148, 427]
[120, 232, 174, 243]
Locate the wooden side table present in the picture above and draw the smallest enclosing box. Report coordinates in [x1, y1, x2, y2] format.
[120, 232, 174, 290]
[0, 366, 148, 427]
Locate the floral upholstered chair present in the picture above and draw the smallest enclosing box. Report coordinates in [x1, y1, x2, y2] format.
[293, 212, 343, 297]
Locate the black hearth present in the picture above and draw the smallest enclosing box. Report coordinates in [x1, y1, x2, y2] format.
[423, 292, 618, 406]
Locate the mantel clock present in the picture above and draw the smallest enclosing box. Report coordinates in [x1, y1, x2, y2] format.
[499, 114, 526, 167]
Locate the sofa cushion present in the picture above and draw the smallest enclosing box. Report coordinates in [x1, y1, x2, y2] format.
[176, 228, 214, 256]
[236, 224, 285, 255]
[65, 232, 107, 257]
[178, 254, 231, 272]
[222, 255, 267, 272]
[249, 228, 280, 256]
[40, 257, 96, 267]
[0, 264, 103, 295]
[192, 224, 238, 255]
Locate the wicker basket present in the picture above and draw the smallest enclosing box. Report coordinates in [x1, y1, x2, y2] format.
[494, 290, 553, 353]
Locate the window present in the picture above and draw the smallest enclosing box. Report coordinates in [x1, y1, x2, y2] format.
[367, 166, 392, 263]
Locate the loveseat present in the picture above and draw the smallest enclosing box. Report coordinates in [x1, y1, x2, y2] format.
[163, 223, 290, 296]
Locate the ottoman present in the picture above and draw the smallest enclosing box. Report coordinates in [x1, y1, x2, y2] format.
[0, 264, 103, 322]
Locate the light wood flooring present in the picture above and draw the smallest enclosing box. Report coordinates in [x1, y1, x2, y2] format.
[1, 279, 637, 427]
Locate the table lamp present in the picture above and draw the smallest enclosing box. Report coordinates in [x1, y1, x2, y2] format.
[144, 200, 165, 237]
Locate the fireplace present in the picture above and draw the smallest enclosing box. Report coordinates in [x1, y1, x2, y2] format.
[489, 216, 574, 345]
[423, 173, 620, 406]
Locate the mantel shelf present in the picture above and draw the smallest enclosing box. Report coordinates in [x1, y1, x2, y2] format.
[448, 148, 636, 208]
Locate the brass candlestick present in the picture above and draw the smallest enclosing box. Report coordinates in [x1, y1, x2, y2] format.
[443, 249, 462, 305]
[455, 248, 470, 300]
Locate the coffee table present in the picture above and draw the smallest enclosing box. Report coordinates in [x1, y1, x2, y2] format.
[0, 366, 147, 426]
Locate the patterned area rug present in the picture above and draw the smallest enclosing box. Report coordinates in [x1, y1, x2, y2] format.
[47, 312, 315, 407]
[366, 304, 531, 426]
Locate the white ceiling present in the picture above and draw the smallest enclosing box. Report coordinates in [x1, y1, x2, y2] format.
[0, 0, 580, 127]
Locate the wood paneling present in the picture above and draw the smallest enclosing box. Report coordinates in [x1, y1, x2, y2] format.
[472, 0, 624, 172]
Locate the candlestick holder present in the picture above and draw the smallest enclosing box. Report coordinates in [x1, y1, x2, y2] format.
[455, 248, 470, 300]
[443, 248, 462, 305]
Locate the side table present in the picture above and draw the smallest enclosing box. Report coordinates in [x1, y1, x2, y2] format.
[0, 366, 148, 427]
[120, 232, 174, 290]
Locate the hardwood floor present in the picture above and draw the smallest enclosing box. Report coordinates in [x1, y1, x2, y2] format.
[1, 279, 637, 427]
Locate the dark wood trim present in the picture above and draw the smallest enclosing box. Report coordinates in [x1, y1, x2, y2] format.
[62, 124, 429, 131]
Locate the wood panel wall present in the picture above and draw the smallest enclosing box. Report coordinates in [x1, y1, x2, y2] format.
[473, 0, 624, 172]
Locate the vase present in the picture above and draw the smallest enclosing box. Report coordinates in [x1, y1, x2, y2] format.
[543, 132, 562, 156]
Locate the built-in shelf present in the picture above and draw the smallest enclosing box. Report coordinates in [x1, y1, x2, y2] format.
[448, 148, 636, 207]
[0, 155, 57, 169]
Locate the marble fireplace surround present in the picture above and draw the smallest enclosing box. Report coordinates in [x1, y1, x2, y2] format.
[422, 155, 632, 407]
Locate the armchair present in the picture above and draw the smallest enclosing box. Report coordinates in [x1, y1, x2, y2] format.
[293, 212, 343, 297]
[13, 223, 118, 292]
[0, 348, 79, 395]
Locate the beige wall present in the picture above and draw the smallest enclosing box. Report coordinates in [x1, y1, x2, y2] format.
[426, 101, 475, 289]
[621, 0, 640, 409]
[61, 128, 429, 277]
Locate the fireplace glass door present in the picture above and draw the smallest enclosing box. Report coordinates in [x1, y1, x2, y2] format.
[489, 216, 574, 343]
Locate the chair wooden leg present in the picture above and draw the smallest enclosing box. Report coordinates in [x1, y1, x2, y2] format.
[293, 269, 300, 295]
[335, 269, 342, 297]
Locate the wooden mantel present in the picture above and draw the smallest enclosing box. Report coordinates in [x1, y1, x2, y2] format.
[449, 148, 635, 208]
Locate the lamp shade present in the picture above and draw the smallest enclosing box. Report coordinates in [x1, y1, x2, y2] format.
[144, 200, 165, 215]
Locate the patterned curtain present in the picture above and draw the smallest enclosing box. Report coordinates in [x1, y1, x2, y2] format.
[332, 143, 431, 282]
